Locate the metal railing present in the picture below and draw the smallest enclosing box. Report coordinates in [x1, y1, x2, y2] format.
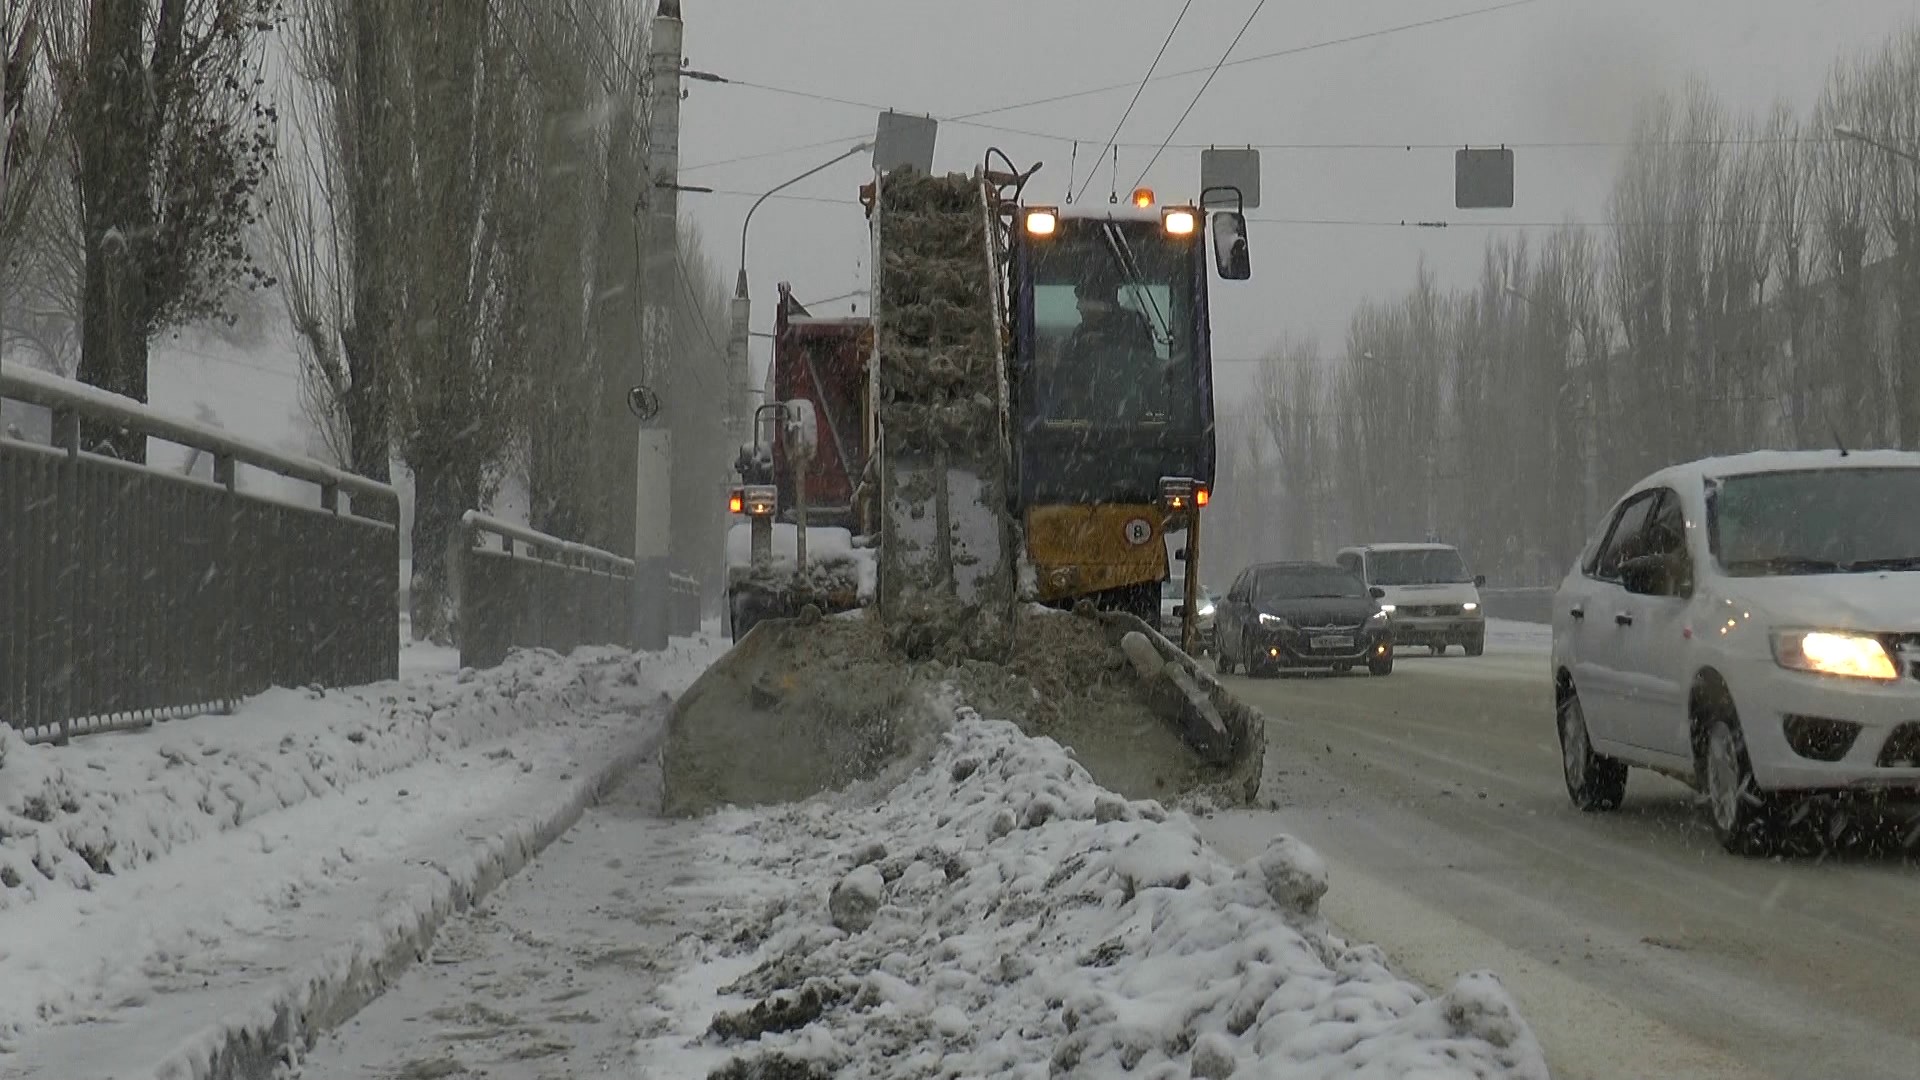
[1, 364, 401, 743]
[669, 569, 701, 637]
[457, 513, 703, 669]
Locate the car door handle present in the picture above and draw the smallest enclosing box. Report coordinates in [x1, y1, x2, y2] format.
[1569, 605, 1585, 620]
[1615, 612, 1634, 627]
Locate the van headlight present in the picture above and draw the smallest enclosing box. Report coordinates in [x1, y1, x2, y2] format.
[1258, 613, 1288, 628]
[1198, 601, 1216, 618]
[1462, 602, 1479, 612]
[1368, 609, 1391, 623]
[1772, 630, 1898, 681]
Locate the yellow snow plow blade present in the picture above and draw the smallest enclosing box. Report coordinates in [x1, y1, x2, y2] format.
[661, 606, 1265, 817]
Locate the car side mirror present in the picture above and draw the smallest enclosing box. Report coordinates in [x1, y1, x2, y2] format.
[1474, 574, 1487, 588]
[1369, 586, 1386, 599]
[1211, 211, 1250, 280]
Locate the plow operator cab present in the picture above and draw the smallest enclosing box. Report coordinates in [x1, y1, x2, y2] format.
[1010, 188, 1250, 625]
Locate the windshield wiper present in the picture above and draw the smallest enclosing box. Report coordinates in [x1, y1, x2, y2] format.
[1842, 556, 1920, 573]
[1724, 555, 1846, 575]
[1101, 223, 1171, 348]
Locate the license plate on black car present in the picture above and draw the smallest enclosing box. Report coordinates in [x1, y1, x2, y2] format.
[1311, 634, 1354, 650]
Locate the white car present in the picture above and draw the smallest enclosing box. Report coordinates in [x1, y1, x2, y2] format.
[1551, 450, 1920, 854]
[1336, 543, 1487, 655]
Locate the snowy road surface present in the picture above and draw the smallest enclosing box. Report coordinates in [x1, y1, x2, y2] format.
[1207, 623, 1920, 1080]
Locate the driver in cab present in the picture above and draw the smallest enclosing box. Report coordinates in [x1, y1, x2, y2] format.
[1043, 269, 1160, 424]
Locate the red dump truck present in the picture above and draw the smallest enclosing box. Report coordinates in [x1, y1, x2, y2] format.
[725, 284, 875, 639]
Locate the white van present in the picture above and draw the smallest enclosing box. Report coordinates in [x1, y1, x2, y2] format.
[1335, 543, 1487, 656]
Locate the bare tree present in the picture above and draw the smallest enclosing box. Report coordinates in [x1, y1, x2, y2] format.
[1858, 26, 1920, 447]
[1763, 101, 1818, 443]
[1, 0, 70, 373]
[1, 0, 49, 256]
[41, 0, 280, 459]
[263, 0, 403, 479]
[385, 0, 542, 642]
[1810, 64, 1884, 443]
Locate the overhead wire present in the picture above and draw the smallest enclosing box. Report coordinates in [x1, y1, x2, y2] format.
[680, 0, 1543, 173]
[1132, 0, 1268, 191]
[1075, 0, 1195, 205]
[957, 0, 1540, 122]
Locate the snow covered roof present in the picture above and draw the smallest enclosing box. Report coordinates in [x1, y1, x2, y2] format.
[1348, 542, 1462, 554]
[1647, 448, 1920, 486]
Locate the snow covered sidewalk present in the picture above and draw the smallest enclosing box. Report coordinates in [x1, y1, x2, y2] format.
[0, 632, 724, 1079]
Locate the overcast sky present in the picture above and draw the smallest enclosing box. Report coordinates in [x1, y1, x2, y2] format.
[674, 0, 1916, 393]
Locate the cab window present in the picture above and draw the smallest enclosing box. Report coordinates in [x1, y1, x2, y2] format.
[1593, 491, 1657, 582]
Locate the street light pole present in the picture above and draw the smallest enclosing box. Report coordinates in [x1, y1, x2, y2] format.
[1834, 125, 1920, 167]
[728, 141, 875, 456]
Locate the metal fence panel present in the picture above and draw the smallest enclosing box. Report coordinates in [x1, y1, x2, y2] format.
[457, 513, 687, 670]
[2, 369, 400, 743]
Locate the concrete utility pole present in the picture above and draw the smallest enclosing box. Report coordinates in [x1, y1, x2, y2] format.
[634, 0, 683, 651]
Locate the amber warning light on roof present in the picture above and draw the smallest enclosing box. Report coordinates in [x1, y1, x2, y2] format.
[1132, 187, 1154, 208]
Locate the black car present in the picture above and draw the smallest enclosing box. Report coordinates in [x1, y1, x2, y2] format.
[1215, 561, 1394, 677]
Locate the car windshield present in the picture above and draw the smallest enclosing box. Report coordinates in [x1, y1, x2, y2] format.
[1258, 569, 1367, 601]
[1366, 549, 1471, 586]
[1709, 468, 1920, 575]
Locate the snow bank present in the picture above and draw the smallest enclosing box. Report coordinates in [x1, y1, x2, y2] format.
[0, 635, 719, 913]
[0, 630, 727, 1076]
[727, 521, 878, 599]
[636, 713, 1550, 1079]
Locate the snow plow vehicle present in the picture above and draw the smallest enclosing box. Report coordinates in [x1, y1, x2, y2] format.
[670, 156, 1265, 815]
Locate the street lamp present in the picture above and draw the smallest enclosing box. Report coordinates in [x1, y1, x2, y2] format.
[1833, 125, 1920, 167]
[727, 140, 875, 455]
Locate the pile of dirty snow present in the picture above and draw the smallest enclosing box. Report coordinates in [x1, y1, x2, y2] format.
[727, 522, 876, 601]
[0, 636, 718, 911]
[663, 608, 1256, 817]
[635, 713, 1550, 1079]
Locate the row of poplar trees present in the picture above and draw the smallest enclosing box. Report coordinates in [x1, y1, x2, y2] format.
[1215, 22, 1920, 588]
[1, 0, 733, 641]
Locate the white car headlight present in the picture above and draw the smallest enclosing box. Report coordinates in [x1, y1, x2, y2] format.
[1772, 630, 1899, 681]
[1198, 602, 1216, 618]
[1257, 613, 1287, 628]
[1378, 603, 1396, 614]
[1462, 602, 1479, 612]
[1368, 609, 1390, 623]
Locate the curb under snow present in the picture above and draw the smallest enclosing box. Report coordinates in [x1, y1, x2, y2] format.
[145, 719, 667, 1080]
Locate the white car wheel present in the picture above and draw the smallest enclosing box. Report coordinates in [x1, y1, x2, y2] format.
[1702, 715, 1781, 856]
[1557, 687, 1626, 811]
